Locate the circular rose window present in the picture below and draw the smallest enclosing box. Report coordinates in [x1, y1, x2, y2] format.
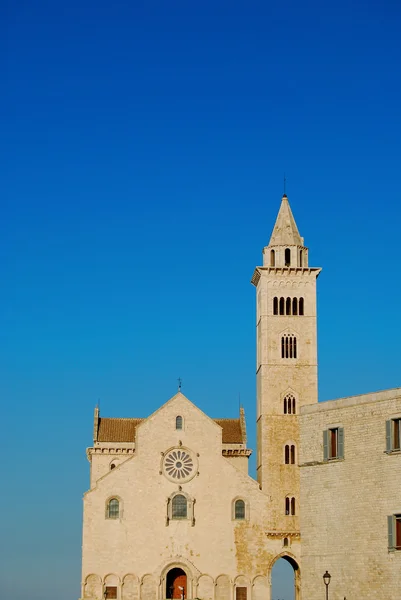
[163, 448, 196, 482]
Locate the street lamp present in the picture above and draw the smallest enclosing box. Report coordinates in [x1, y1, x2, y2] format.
[323, 571, 331, 600]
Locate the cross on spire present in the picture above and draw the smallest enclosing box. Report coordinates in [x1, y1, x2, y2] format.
[177, 377, 182, 392]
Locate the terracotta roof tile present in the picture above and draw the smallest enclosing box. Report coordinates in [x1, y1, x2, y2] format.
[97, 418, 143, 442]
[96, 417, 244, 444]
[214, 419, 244, 444]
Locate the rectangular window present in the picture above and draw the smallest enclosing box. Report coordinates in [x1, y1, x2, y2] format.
[323, 427, 344, 461]
[386, 418, 401, 452]
[388, 515, 401, 551]
[105, 587, 117, 600]
[236, 588, 247, 600]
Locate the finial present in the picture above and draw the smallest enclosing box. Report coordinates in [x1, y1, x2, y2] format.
[177, 377, 182, 392]
[283, 174, 287, 198]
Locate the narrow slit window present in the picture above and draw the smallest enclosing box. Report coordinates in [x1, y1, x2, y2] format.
[290, 445, 295, 464]
[286, 297, 292, 315]
[285, 497, 290, 515]
[292, 297, 298, 315]
[285, 445, 290, 464]
[299, 297, 304, 315]
[291, 497, 296, 515]
[270, 249, 275, 267]
[273, 297, 278, 315]
[279, 297, 285, 315]
[176, 415, 183, 430]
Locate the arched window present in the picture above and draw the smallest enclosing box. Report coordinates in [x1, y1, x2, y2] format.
[234, 499, 246, 520]
[270, 249, 275, 267]
[107, 498, 120, 519]
[283, 394, 296, 414]
[176, 415, 183, 430]
[285, 248, 291, 266]
[283, 537, 289, 547]
[286, 297, 292, 315]
[285, 496, 296, 516]
[273, 297, 278, 315]
[285, 445, 290, 464]
[299, 249, 303, 267]
[110, 463, 116, 470]
[291, 445, 295, 464]
[281, 335, 297, 359]
[299, 297, 304, 315]
[279, 297, 285, 315]
[172, 494, 187, 519]
[292, 297, 298, 315]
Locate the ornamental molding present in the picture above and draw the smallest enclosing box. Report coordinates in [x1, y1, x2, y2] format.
[222, 448, 252, 457]
[86, 447, 135, 461]
[265, 531, 301, 539]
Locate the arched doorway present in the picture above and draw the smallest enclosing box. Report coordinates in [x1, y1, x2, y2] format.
[270, 554, 300, 600]
[166, 568, 187, 600]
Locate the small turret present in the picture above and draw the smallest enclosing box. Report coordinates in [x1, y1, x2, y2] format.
[263, 195, 308, 268]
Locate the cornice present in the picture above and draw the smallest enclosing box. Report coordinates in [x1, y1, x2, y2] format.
[86, 446, 135, 462]
[251, 267, 321, 286]
[265, 531, 301, 539]
[222, 448, 252, 457]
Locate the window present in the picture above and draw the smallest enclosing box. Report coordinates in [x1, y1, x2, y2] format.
[283, 394, 296, 415]
[299, 297, 304, 315]
[234, 499, 245, 520]
[284, 444, 295, 464]
[386, 418, 401, 452]
[106, 498, 120, 519]
[172, 494, 187, 519]
[176, 415, 183, 430]
[105, 587, 117, 600]
[285, 248, 291, 266]
[281, 335, 297, 359]
[110, 464, 116, 470]
[283, 537, 289, 547]
[292, 297, 298, 315]
[270, 249, 275, 267]
[285, 496, 296, 515]
[279, 297, 285, 315]
[236, 588, 247, 600]
[286, 297, 291, 315]
[388, 514, 401, 550]
[323, 427, 344, 461]
[299, 249, 303, 267]
[273, 297, 278, 315]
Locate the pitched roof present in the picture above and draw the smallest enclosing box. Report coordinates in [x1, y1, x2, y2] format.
[269, 194, 303, 246]
[97, 418, 143, 442]
[95, 417, 245, 444]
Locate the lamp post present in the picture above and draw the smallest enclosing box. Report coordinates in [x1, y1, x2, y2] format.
[323, 571, 331, 600]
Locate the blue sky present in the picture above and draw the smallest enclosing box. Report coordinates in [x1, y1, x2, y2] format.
[2, 1, 401, 599]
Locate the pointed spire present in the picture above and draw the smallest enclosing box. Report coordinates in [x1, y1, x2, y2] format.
[269, 195, 303, 246]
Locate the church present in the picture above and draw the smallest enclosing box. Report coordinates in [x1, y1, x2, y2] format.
[80, 195, 401, 600]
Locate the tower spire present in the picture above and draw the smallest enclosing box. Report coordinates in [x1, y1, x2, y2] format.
[269, 194, 303, 246]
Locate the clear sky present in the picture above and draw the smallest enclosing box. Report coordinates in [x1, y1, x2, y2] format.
[2, 1, 401, 599]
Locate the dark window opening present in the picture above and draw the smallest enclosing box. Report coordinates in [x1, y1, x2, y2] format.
[292, 297, 298, 315]
[299, 297, 304, 315]
[234, 499, 245, 520]
[273, 297, 278, 315]
[279, 297, 285, 315]
[286, 297, 291, 315]
[285, 248, 291, 266]
[172, 494, 187, 519]
[270, 249, 275, 267]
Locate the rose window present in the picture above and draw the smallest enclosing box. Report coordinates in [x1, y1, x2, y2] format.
[163, 449, 195, 481]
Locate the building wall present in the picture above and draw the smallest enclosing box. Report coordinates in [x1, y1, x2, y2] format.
[81, 394, 301, 600]
[299, 388, 401, 600]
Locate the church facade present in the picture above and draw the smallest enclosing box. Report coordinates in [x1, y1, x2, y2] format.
[80, 195, 400, 600]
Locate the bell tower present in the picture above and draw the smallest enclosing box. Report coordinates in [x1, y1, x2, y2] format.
[251, 194, 321, 532]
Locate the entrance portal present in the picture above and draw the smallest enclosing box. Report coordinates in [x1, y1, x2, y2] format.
[166, 568, 187, 600]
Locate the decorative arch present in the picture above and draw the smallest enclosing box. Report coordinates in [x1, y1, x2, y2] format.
[251, 576, 268, 600]
[109, 459, 120, 470]
[160, 561, 196, 600]
[141, 574, 157, 600]
[215, 575, 231, 600]
[196, 574, 214, 600]
[166, 490, 194, 525]
[122, 574, 139, 600]
[104, 573, 120, 599]
[84, 574, 102, 599]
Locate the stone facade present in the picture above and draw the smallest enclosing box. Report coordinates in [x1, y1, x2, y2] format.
[300, 389, 401, 600]
[80, 194, 400, 600]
